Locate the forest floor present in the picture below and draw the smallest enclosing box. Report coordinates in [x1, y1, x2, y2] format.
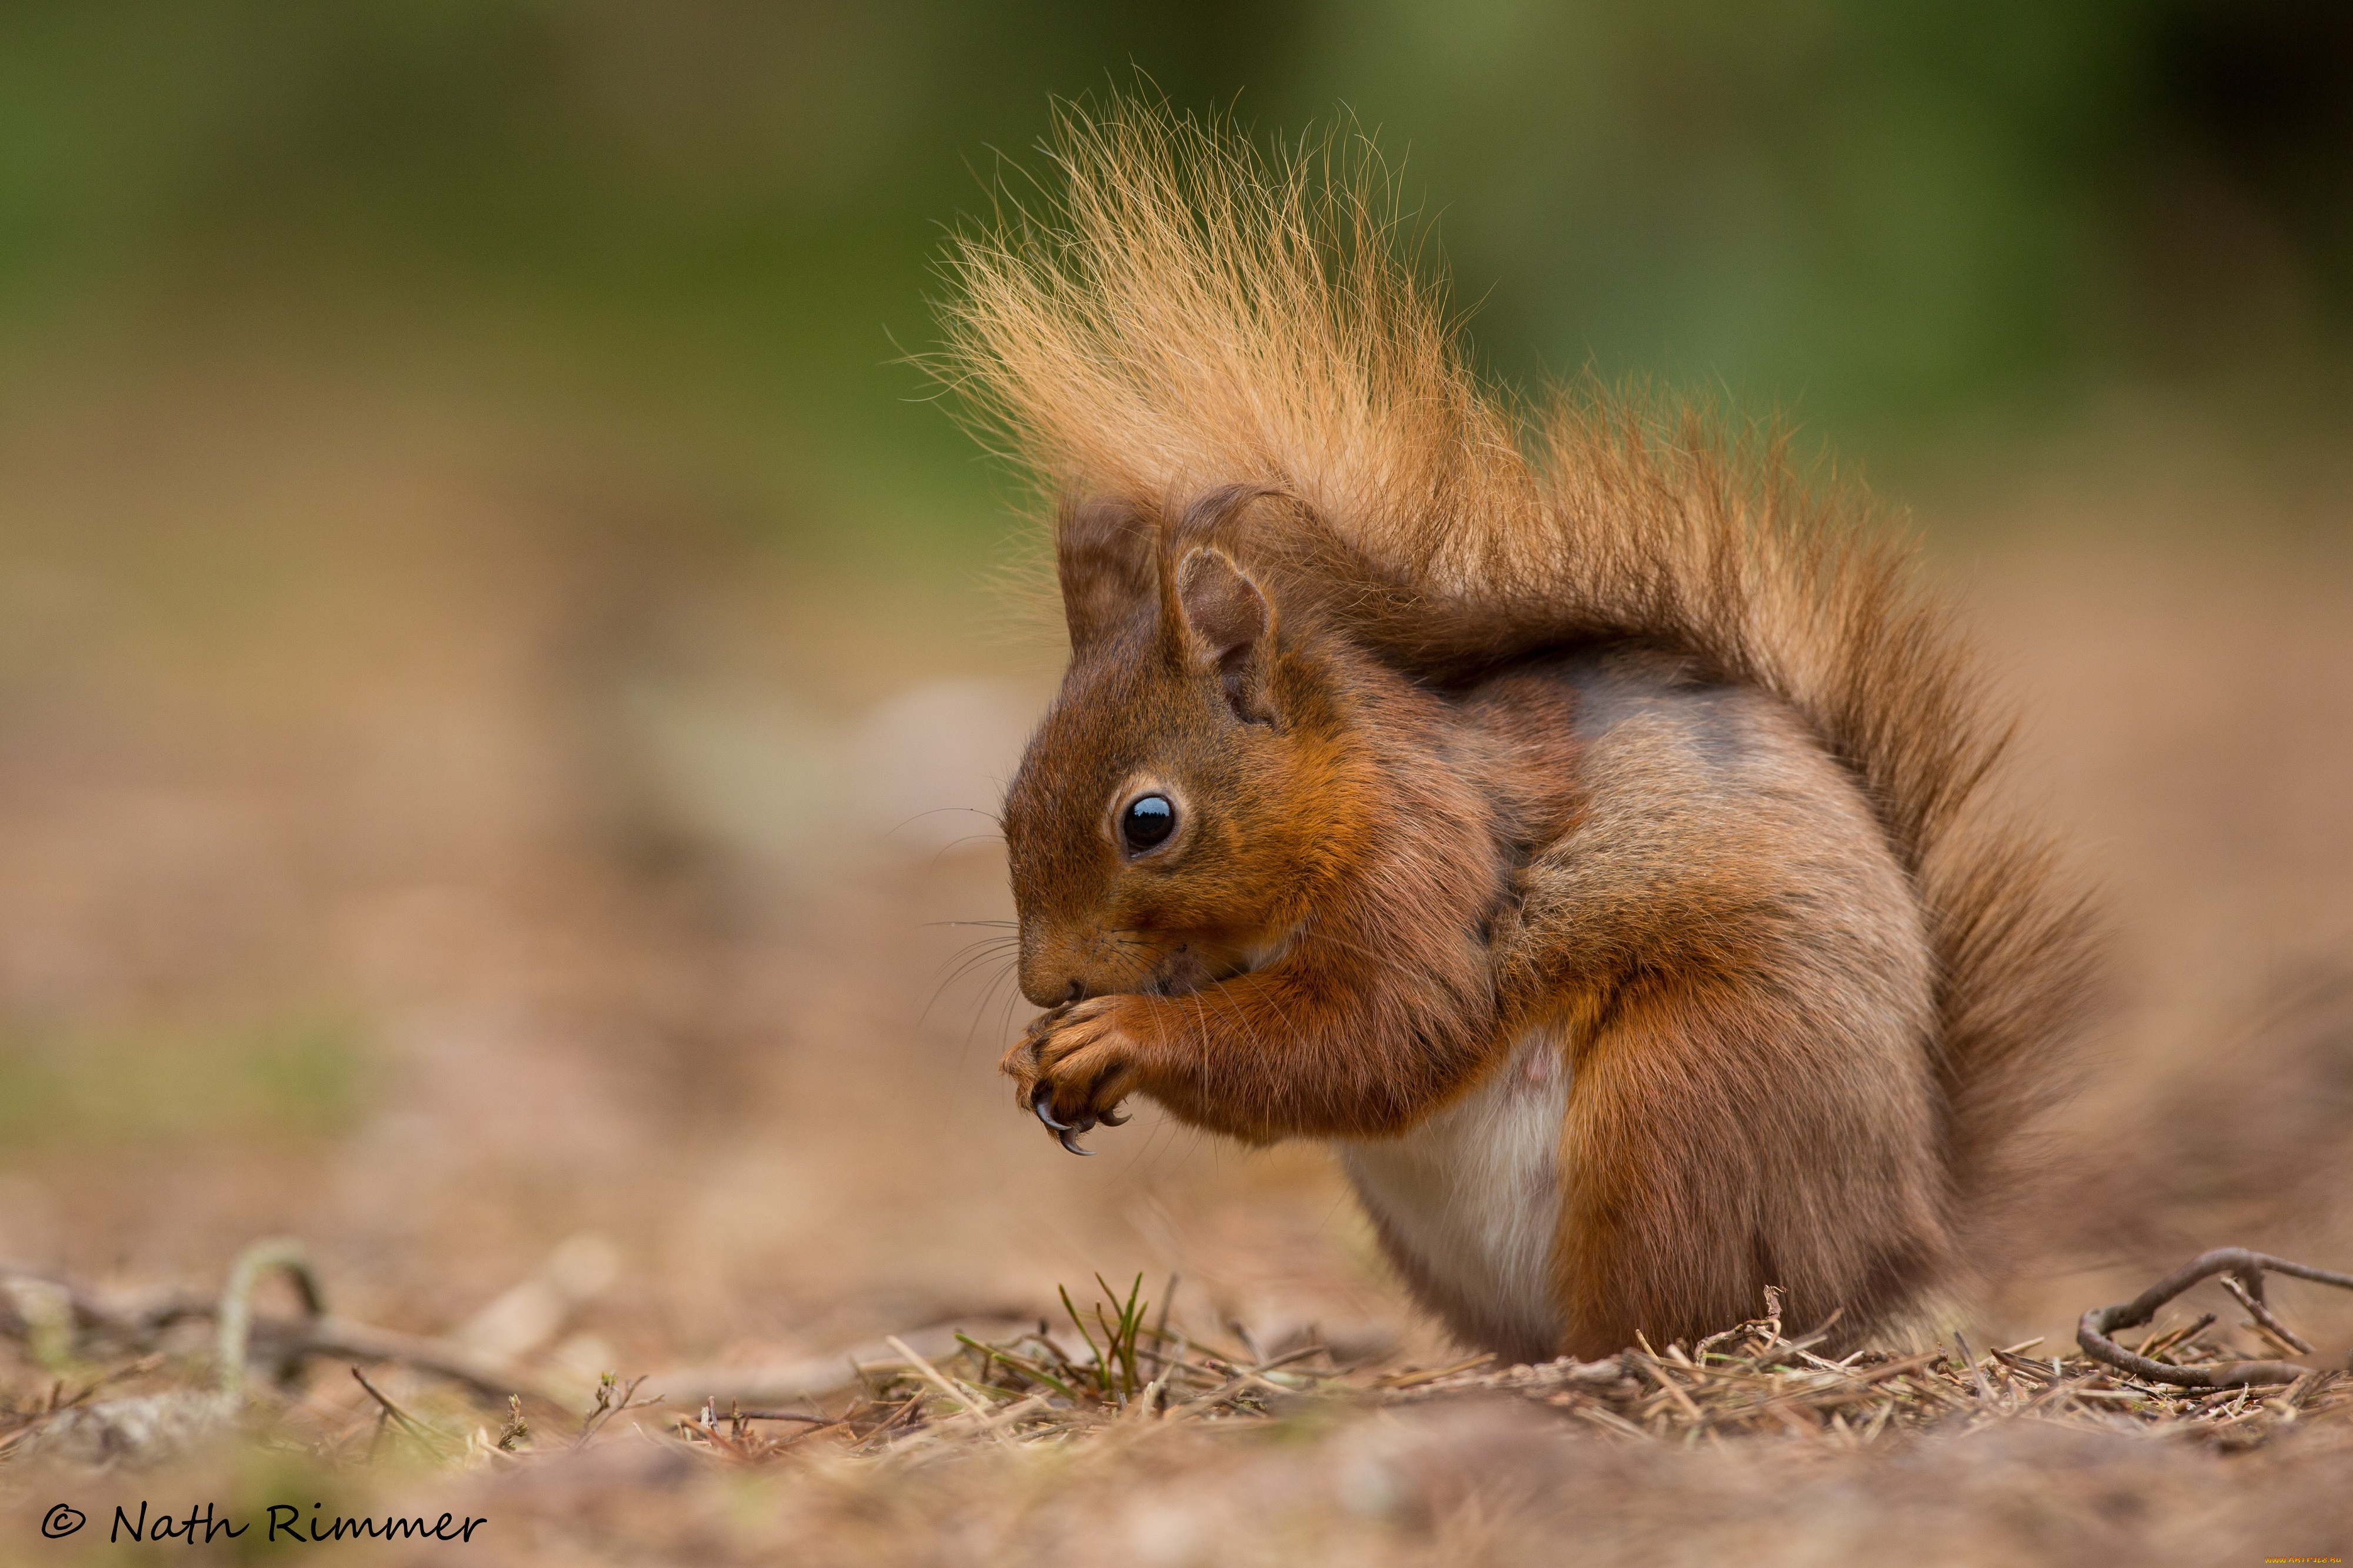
[1, 364, 2351, 1563]
[10, 1246, 2353, 1564]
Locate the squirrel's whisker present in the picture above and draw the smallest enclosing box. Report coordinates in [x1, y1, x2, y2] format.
[922, 831, 1010, 880]
[922, 937, 1026, 1030]
[968, 960, 1022, 1047]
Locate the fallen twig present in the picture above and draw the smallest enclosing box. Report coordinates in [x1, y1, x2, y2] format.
[351, 1365, 456, 1457]
[2219, 1274, 2316, 1356]
[2078, 1248, 2353, 1388]
[1, 1253, 566, 1408]
[217, 1239, 324, 1395]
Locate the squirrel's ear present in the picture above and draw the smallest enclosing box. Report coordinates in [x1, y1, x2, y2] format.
[1175, 546, 1275, 723]
[1056, 497, 1156, 652]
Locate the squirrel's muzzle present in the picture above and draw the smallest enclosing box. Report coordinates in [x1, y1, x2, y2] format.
[1018, 927, 1139, 1009]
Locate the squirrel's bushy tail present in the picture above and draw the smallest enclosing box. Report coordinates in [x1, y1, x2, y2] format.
[939, 99, 2100, 1220]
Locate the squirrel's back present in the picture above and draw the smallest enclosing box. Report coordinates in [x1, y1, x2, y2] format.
[945, 101, 2099, 1326]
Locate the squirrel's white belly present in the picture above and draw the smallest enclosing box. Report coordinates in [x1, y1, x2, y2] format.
[1336, 1026, 1569, 1362]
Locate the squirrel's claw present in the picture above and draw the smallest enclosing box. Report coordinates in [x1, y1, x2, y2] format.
[1038, 1095, 1101, 1152]
[1098, 1103, 1131, 1126]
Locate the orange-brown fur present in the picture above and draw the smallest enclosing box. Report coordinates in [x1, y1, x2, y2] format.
[945, 104, 2098, 1357]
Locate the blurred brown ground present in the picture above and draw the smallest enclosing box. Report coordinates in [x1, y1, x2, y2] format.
[2, 353, 2351, 1560]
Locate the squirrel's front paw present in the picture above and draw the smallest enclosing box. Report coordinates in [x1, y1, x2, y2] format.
[1003, 997, 1146, 1155]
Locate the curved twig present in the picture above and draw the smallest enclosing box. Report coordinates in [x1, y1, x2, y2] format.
[216, 1237, 325, 1396]
[2078, 1247, 2353, 1388]
[2, 1255, 565, 1407]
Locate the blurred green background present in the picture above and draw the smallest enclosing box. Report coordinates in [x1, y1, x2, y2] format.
[5, 0, 2348, 565]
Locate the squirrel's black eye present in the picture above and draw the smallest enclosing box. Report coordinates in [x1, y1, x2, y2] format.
[1121, 793, 1176, 852]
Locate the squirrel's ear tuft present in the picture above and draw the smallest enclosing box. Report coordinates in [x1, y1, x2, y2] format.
[1175, 546, 1275, 723]
[1057, 498, 1156, 651]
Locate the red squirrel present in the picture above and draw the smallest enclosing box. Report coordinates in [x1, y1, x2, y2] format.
[940, 105, 2098, 1360]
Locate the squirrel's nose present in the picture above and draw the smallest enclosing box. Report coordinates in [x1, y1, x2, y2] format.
[1015, 949, 1094, 1009]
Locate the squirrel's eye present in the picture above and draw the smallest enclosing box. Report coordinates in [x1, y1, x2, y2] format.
[1121, 794, 1176, 853]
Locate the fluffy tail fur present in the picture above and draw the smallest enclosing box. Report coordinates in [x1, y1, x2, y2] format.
[939, 99, 2099, 1234]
